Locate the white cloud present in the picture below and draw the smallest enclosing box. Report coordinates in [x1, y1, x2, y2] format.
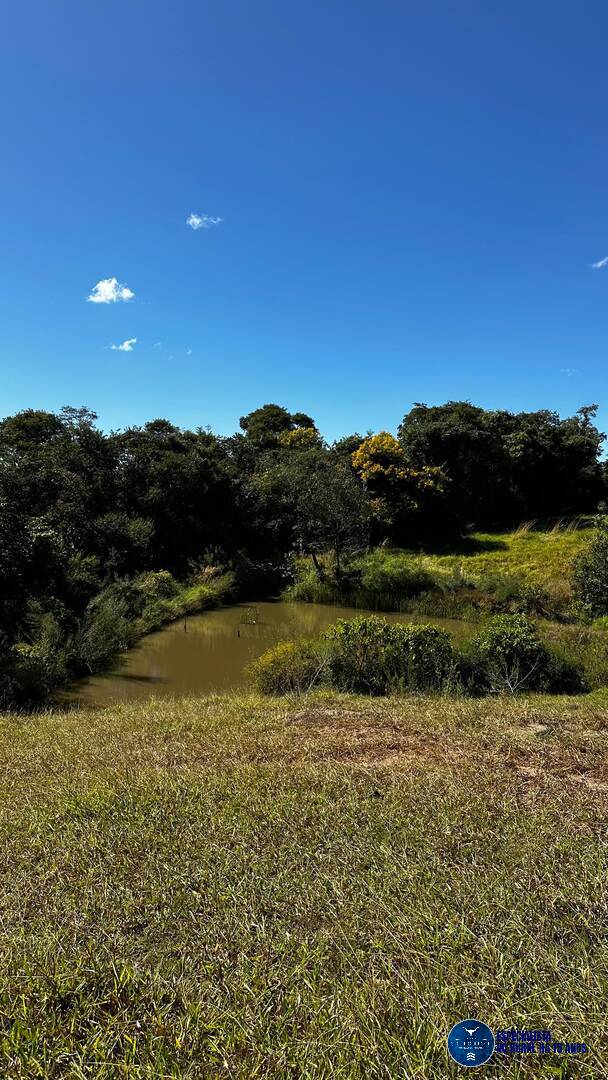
[110, 338, 137, 352]
[153, 341, 163, 348]
[87, 277, 135, 303]
[560, 367, 578, 376]
[591, 256, 608, 269]
[187, 212, 222, 230]
[186, 348, 192, 355]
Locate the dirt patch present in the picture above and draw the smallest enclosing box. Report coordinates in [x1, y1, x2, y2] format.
[283, 703, 608, 803]
[287, 706, 388, 728]
[567, 773, 608, 793]
[508, 722, 550, 737]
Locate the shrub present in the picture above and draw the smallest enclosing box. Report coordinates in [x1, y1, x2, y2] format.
[543, 623, 608, 691]
[136, 570, 179, 599]
[10, 612, 72, 702]
[286, 551, 438, 609]
[189, 563, 225, 585]
[464, 614, 582, 695]
[473, 572, 554, 616]
[247, 639, 329, 695]
[571, 517, 608, 618]
[75, 588, 136, 673]
[138, 598, 174, 633]
[357, 553, 436, 602]
[324, 616, 455, 695]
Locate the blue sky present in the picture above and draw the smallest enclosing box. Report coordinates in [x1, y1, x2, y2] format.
[2, 1, 608, 440]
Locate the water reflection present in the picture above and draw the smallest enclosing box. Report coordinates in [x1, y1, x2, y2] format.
[62, 601, 471, 706]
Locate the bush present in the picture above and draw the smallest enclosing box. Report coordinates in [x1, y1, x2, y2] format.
[10, 612, 73, 703]
[324, 616, 455, 695]
[247, 640, 329, 695]
[543, 623, 608, 690]
[464, 614, 582, 695]
[474, 572, 555, 617]
[75, 588, 137, 673]
[357, 553, 436, 602]
[571, 517, 608, 618]
[286, 552, 437, 609]
[136, 570, 179, 599]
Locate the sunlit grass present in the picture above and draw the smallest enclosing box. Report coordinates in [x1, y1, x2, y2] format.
[0, 691, 605, 1076]
[287, 525, 593, 616]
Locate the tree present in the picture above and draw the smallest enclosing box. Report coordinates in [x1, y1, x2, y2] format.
[351, 432, 446, 542]
[571, 516, 608, 618]
[398, 401, 605, 527]
[112, 421, 234, 571]
[239, 404, 316, 449]
[250, 441, 369, 577]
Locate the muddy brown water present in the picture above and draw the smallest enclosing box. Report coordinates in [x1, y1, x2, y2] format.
[62, 601, 472, 706]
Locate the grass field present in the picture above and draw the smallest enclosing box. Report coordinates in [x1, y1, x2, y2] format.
[0, 690, 606, 1077]
[416, 523, 590, 589]
[287, 523, 594, 616]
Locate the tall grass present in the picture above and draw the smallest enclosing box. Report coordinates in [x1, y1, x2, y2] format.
[511, 519, 537, 538]
[286, 525, 592, 619]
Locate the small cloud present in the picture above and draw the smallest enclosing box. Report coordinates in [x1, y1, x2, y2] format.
[153, 341, 163, 348]
[187, 212, 222, 230]
[560, 367, 578, 376]
[88, 277, 135, 303]
[168, 354, 174, 361]
[186, 348, 192, 356]
[110, 338, 137, 352]
[591, 256, 608, 269]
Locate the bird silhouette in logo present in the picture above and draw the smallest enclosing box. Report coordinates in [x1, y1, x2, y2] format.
[464, 1027, 479, 1038]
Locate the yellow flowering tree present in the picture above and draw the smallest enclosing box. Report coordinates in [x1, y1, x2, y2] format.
[276, 426, 322, 450]
[352, 432, 446, 538]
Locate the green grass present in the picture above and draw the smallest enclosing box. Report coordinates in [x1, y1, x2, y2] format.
[0, 690, 606, 1076]
[423, 525, 590, 590]
[287, 524, 593, 616]
[137, 572, 235, 632]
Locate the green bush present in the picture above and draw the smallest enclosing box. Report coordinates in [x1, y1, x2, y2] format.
[543, 623, 608, 691]
[286, 552, 437, 609]
[357, 552, 436, 602]
[473, 572, 555, 616]
[138, 598, 174, 633]
[10, 612, 73, 703]
[464, 614, 582, 695]
[571, 517, 608, 618]
[136, 570, 179, 600]
[75, 588, 137, 673]
[247, 639, 329, 695]
[324, 616, 455, 695]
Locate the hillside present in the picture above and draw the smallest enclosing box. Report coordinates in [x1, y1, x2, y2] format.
[0, 691, 604, 1077]
[288, 523, 594, 615]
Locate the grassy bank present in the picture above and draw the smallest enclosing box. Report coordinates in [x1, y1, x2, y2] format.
[0, 690, 605, 1077]
[286, 524, 592, 618]
[134, 570, 235, 636]
[4, 570, 237, 708]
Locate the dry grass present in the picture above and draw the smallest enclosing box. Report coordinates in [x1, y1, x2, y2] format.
[0, 691, 606, 1077]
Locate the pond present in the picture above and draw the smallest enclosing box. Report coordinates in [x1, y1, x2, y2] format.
[62, 601, 473, 706]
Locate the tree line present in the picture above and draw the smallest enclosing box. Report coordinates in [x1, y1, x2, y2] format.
[0, 400, 604, 704]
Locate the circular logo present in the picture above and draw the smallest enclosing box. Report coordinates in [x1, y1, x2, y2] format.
[447, 1019, 495, 1067]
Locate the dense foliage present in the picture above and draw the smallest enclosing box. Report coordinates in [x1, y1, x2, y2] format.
[0, 400, 604, 704]
[248, 614, 582, 697]
[571, 516, 608, 619]
[323, 617, 455, 694]
[398, 401, 605, 528]
[462, 614, 583, 695]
